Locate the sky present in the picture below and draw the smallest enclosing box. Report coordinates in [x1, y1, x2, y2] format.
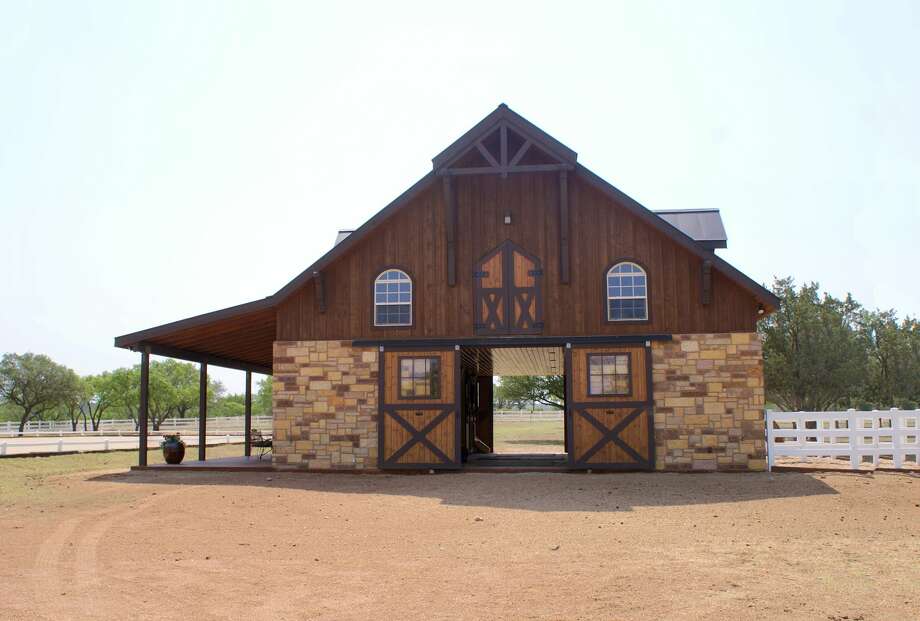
[1, 1, 918, 392]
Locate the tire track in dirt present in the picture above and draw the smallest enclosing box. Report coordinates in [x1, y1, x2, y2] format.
[31, 516, 84, 620]
[29, 482, 184, 620]
[71, 487, 187, 618]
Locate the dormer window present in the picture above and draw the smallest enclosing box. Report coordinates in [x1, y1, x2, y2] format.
[374, 269, 412, 326]
[606, 262, 648, 321]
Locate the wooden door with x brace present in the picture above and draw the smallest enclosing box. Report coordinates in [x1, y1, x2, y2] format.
[378, 348, 461, 470]
[565, 344, 655, 470]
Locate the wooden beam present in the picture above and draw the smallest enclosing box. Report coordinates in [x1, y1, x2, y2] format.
[244, 370, 252, 458]
[499, 123, 508, 176]
[138, 347, 150, 468]
[475, 141, 500, 168]
[198, 362, 207, 462]
[559, 170, 570, 284]
[444, 163, 573, 176]
[444, 175, 456, 286]
[701, 259, 713, 305]
[135, 342, 271, 375]
[314, 270, 326, 313]
[509, 139, 531, 167]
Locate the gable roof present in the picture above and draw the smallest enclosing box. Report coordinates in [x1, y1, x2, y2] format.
[115, 104, 778, 360]
[273, 104, 778, 308]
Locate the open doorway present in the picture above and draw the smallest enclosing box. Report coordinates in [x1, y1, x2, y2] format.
[459, 345, 567, 468]
[493, 375, 564, 454]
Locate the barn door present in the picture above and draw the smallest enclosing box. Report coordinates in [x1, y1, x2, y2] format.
[379, 348, 461, 470]
[473, 240, 543, 335]
[565, 344, 655, 470]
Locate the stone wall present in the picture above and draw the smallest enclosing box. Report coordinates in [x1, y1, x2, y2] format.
[270, 335, 764, 473]
[272, 340, 379, 470]
[652, 333, 766, 471]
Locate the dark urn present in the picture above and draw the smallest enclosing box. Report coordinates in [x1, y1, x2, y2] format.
[161, 434, 186, 465]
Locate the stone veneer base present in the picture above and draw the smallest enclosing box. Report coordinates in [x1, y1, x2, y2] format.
[272, 333, 766, 472]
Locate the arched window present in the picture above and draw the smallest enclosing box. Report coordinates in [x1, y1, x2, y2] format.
[606, 262, 648, 321]
[374, 269, 412, 326]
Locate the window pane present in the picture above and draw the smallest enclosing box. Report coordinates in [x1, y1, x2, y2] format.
[589, 375, 603, 395]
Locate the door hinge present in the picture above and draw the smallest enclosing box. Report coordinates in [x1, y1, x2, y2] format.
[473, 270, 488, 278]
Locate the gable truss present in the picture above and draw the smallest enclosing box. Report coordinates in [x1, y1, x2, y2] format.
[434, 118, 575, 178]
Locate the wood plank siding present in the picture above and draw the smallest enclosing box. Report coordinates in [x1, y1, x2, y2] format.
[277, 171, 759, 341]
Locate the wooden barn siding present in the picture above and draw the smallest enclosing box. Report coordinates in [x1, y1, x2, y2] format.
[276, 172, 758, 341]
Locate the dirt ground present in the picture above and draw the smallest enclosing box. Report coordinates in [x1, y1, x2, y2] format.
[1, 461, 919, 620]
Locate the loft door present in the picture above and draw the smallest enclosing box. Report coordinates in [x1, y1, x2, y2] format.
[473, 240, 543, 335]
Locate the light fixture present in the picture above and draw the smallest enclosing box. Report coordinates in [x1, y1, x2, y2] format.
[503, 213, 512, 225]
[757, 304, 765, 315]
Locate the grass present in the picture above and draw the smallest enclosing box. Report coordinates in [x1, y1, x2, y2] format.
[0, 443, 243, 506]
[492, 417, 565, 453]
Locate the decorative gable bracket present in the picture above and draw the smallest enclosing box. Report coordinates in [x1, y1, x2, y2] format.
[432, 105, 577, 178]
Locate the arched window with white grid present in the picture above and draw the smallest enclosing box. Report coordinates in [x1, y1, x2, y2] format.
[606, 262, 648, 321]
[374, 269, 412, 326]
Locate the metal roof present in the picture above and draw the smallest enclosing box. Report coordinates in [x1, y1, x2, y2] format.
[654, 209, 727, 249]
[334, 230, 354, 246]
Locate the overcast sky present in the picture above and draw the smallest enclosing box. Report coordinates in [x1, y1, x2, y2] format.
[2, 1, 918, 392]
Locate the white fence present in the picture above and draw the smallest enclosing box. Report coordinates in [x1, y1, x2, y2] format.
[493, 410, 563, 421]
[0, 433, 249, 457]
[767, 409, 920, 470]
[0, 415, 273, 437]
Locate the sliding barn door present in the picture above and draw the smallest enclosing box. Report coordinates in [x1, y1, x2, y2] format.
[473, 240, 543, 335]
[379, 349, 461, 470]
[565, 345, 655, 470]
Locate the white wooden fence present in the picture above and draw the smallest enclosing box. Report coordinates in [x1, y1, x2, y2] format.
[767, 409, 920, 470]
[0, 414, 273, 437]
[0, 433, 248, 456]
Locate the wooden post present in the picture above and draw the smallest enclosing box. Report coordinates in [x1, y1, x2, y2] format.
[244, 371, 252, 458]
[444, 175, 456, 286]
[138, 347, 150, 467]
[198, 362, 207, 462]
[701, 259, 713, 305]
[314, 270, 326, 313]
[559, 170, 570, 284]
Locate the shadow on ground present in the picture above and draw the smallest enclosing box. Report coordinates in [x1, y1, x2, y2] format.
[89, 469, 842, 513]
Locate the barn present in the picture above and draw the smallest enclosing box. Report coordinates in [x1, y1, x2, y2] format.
[115, 104, 778, 472]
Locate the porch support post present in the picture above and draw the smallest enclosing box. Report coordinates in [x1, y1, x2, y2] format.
[244, 371, 252, 457]
[198, 362, 207, 461]
[138, 347, 150, 467]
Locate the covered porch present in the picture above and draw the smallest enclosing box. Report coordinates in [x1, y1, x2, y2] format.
[134, 454, 275, 472]
[114, 298, 276, 468]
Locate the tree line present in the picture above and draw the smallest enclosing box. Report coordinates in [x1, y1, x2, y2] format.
[0, 353, 272, 433]
[761, 277, 919, 412]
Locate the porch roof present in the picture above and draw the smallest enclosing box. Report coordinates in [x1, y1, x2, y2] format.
[113, 298, 275, 374]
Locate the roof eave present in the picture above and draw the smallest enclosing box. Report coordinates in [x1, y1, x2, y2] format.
[576, 163, 780, 310]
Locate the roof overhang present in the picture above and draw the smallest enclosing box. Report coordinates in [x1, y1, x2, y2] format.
[113, 298, 275, 374]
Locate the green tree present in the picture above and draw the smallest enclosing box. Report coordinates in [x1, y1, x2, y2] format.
[495, 376, 564, 410]
[0, 353, 81, 433]
[80, 373, 118, 431]
[858, 310, 920, 408]
[255, 375, 273, 414]
[759, 278, 866, 411]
